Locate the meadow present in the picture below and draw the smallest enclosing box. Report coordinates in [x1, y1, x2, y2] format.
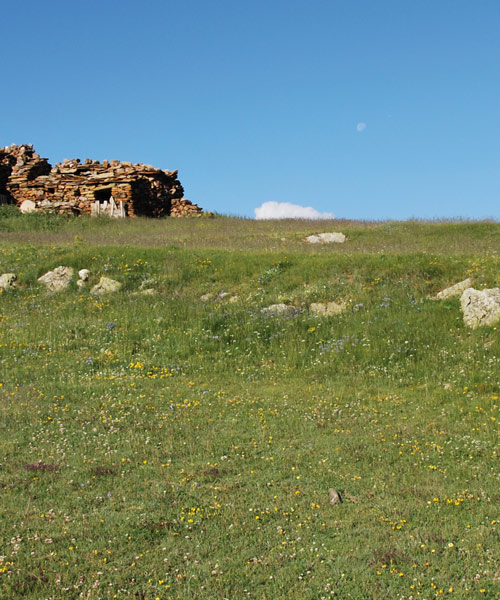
[0, 208, 499, 599]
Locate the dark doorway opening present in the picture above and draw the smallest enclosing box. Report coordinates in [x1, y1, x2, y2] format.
[94, 188, 112, 202]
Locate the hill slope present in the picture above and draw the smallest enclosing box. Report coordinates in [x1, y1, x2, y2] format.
[1, 214, 498, 599]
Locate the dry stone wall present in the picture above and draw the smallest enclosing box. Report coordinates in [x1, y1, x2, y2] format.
[0, 144, 203, 218]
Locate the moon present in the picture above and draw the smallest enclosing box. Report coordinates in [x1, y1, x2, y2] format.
[357, 122, 367, 132]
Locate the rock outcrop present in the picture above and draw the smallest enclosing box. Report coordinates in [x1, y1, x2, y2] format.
[0, 144, 203, 218]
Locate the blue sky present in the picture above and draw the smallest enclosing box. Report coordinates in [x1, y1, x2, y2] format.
[3, 0, 499, 219]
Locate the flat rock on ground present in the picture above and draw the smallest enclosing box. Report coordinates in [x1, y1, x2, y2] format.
[306, 232, 346, 244]
[310, 301, 346, 316]
[200, 291, 236, 302]
[261, 303, 297, 315]
[131, 288, 156, 296]
[460, 287, 500, 329]
[433, 278, 473, 300]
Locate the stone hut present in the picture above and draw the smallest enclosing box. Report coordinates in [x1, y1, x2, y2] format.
[0, 144, 202, 217]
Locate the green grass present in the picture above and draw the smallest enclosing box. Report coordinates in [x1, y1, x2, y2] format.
[0, 214, 499, 599]
[1, 204, 499, 254]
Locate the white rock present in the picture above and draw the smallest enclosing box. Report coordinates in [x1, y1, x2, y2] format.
[19, 200, 36, 213]
[261, 303, 296, 315]
[306, 232, 346, 244]
[0, 273, 17, 290]
[306, 235, 321, 244]
[78, 269, 90, 281]
[91, 277, 122, 295]
[433, 278, 473, 300]
[38, 266, 74, 292]
[310, 301, 346, 316]
[460, 287, 500, 329]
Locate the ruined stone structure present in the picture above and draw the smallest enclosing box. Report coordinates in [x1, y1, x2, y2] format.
[0, 144, 203, 217]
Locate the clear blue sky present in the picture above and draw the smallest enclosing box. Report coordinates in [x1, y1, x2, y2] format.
[3, 0, 499, 220]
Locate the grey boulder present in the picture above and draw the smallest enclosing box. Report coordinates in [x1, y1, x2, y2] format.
[38, 266, 74, 292]
[460, 287, 500, 329]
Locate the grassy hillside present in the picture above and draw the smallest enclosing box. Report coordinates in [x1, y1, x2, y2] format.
[0, 212, 499, 599]
[1, 204, 499, 254]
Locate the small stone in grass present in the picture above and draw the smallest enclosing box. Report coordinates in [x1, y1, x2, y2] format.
[0, 273, 17, 290]
[328, 488, 343, 505]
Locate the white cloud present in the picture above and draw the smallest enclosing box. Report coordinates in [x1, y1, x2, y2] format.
[254, 201, 335, 220]
[356, 122, 367, 132]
